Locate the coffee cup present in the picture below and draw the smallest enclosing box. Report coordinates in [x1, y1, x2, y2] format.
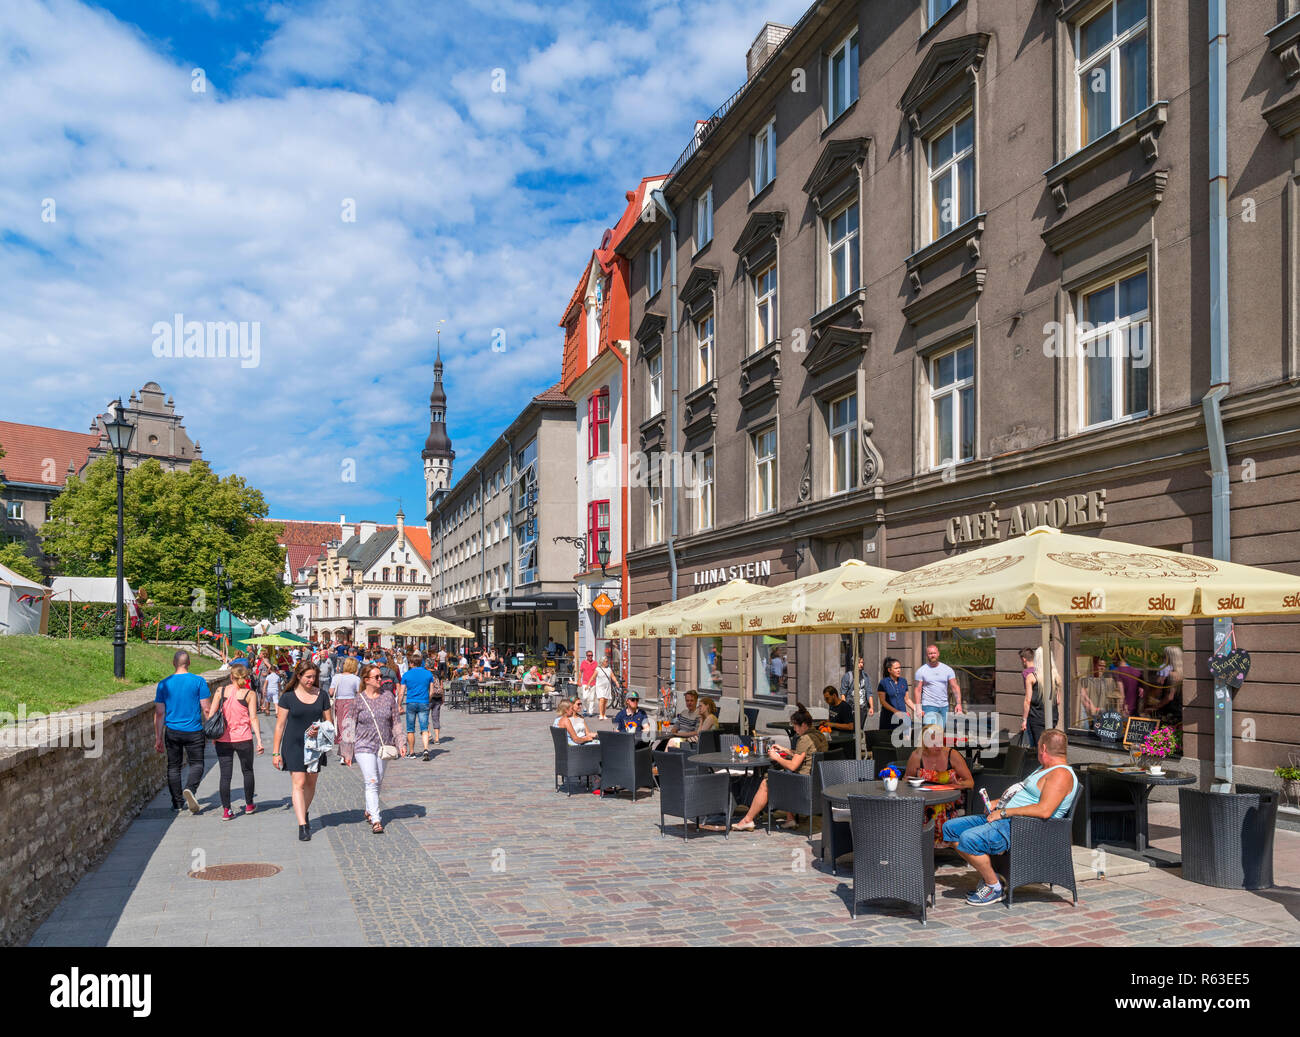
[883, 776, 899, 793]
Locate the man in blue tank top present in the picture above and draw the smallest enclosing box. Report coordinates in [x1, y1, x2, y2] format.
[942, 729, 1078, 905]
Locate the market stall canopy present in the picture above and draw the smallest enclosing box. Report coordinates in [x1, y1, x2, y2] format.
[0, 563, 48, 636]
[605, 579, 756, 639]
[883, 526, 1300, 627]
[383, 614, 476, 639]
[725, 559, 907, 634]
[242, 634, 307, 647]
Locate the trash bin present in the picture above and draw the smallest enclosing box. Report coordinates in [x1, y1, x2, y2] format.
[1178, 785, 1277, 889]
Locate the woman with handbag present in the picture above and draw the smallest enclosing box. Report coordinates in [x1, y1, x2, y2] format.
[272, 662, 333, 842]
[204, 664, 264, 820]
[593, 655, 619, 722]
[353, 664, 406, 834]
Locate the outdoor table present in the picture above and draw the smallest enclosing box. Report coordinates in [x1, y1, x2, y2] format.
[689, 751, 775, 822]
[1095, 767, 1196, 867]
[821, 781, 962, 808]
[773, 723, 856, 751]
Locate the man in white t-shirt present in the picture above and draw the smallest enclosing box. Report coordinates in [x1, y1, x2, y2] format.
[908, 643, 962, 731]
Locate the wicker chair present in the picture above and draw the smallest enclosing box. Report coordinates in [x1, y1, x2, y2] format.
[988, 795, 1080, 908]
[1069, 765, 1140, 849]
[721, 734, 743, 752]
[767, 752, 846, 838]
[696, 729, 722, 756]
[549, 725, 601, 796]
[1179, 785, 1277, 890]
[653, 751, 731, 839]
[598, 730, 654, 803]
[818, 758, 876, 875]
[847, 795, 935, 924]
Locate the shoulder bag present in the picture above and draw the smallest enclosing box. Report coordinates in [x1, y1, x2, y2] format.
[203, 688, 228, 739]
[358, 692, 399, 760]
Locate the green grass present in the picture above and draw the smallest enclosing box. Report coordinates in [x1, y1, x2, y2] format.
[0, 636, 219, 713]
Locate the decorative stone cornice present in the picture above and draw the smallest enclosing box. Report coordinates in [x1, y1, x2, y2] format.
[1268, 13, 1300, 81]
[802, 137, 870, 212]
[1042, 169, 1168, 254]
[1264, 93, 1300, 139]
[635, 311, 666, 349]
[905, 214, 986, 293]
[899, 33, 989, 118]
[1044, 102, 1168, 212]
[902, 268, 986, 326]
[733, 210, 785, 267]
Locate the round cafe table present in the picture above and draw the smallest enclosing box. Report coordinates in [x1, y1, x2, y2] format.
[821, 780, 962, 808]
[1102, 769, 1196, 867]
[689, 752, 775, 824]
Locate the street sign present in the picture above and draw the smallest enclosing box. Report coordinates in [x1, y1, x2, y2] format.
[592, 592, 614, 616]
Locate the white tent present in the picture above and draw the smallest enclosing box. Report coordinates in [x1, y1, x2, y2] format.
[48, 576, 138, 619]
[0, 563, 48, 635]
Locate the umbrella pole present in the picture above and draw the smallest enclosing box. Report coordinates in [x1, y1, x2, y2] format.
[738, 635, 747, 738]
[853, 627, 863, 760]
[1041, 619, 1054, 732]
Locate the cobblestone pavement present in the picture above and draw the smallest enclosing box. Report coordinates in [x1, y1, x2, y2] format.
[29, 709, 1300, 946]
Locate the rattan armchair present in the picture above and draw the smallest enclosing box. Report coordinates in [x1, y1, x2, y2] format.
[598, 730, 654, 803]
[549, 725, 601, 796]
[989, 795, 1079, 908]
[1178, 785, 1277, 890]
[653, 750, 731, 839]
[847, 795, 935, 924]
[818, 758, 876, 875]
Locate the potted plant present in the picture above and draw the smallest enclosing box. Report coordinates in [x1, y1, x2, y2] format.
[1275, 765, 1300, 803]
[1137, 725, 1179, 774]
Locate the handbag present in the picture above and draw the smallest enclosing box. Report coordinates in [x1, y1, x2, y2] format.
[359, 691, 399, 760]
[203, 688, 228, 739]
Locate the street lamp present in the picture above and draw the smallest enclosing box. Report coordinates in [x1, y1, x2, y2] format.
[104, 402, 135, 679]
[342, 572, 356, 647]
[224, 577, 233, 651]
[213, 559, 225, 654]
[596, 542, 611, 578]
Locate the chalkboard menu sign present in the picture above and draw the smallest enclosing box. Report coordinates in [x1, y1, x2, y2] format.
[1094, 711, 1124, 742]
[1123, 716, 1160, 748]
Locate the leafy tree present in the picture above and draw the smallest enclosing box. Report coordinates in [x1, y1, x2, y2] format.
[0, 541, 42, 582]
[41, 458, 292, 621]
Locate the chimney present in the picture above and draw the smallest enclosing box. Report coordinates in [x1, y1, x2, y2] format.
[396, 508, 406, 546]
[747, 22, 792, 80]
[359, 519, 378, 541]
[339, 514, 354, 540]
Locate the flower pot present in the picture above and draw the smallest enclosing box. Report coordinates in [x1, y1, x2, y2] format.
[1284, 779, 1300, 803]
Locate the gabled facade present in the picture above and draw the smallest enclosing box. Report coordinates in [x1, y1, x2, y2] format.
[561, 176, 667, 666]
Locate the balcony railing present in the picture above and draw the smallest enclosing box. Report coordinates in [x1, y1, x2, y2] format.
[668, 80, 747, 181]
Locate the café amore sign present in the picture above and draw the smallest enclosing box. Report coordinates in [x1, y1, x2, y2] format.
[945, 489, 1108, 548]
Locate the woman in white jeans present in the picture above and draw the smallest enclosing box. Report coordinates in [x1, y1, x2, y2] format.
[352, 665, 406, 834]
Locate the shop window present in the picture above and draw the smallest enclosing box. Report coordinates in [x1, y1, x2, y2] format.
[930, 630, 996, 707]
[754, 637, 788, 697]
[1065, 620, 1183, 742]
[698, 636, 723, 691]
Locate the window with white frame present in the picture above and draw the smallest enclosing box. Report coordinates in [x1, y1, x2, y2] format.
[928, 113, 974, 242]
[1076, 0, 1148, 148]
[928, 0, 959, 25]
[648, 352, 663, 415]
[647, 480, 663, 545]
[829, 393, 858, 495]
[5, 501, 22, 520]
[827, 202, 860, 303]
[825, 31, 860, 122]
[696, 187, 713, 248]
[1078, 268, 1150, 429]
[930, 343, 975, 469]
[696, 448, 714, 531]
[648, 242, 662, 297]
[753, 426, 777, 515]
[753, 118, 776, 194]
[753, 262, 777, 354]
[695, 311, 714, 386]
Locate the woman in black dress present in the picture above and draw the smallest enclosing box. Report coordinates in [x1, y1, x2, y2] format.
[272, 662, 333, 841]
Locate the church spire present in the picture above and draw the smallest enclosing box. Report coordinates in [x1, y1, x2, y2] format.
[422, 324, 454, 507]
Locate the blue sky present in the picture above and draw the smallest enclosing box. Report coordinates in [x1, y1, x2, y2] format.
[0, 0, 809, 526]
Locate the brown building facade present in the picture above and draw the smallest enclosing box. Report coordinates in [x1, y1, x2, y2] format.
[619, 0, 1300, 785]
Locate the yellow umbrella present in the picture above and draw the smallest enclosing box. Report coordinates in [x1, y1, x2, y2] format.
[605, 579, 756, 639]
[383, 614, 476, 639]
[882, 525, 1300, 626]
[727, 559, 907, 634]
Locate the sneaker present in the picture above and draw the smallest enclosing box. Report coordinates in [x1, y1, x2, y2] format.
[244, 803, 256, 815]
[778, 817, 799, 830]
[221, 808, 234, 821]
[965, 883, 1004, 905]
[422, 750, 431, 762]
[182, 789, 201, 815]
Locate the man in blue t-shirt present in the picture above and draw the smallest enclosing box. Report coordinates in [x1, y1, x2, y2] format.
[400, 655, 436, 761]
[154, 650, 212, 813]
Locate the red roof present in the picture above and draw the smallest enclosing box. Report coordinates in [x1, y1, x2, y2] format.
[403, 525, 432, 566]
[534, 380, 571, 403]
[0, 421, 100, 488]
[277, 520, 343, 547]
[270, 518, 432, 574]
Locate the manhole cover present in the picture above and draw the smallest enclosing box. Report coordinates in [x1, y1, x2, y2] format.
[189, 863, 282, 881]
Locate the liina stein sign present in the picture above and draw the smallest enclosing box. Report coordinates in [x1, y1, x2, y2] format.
[945, 489, 1108, 548]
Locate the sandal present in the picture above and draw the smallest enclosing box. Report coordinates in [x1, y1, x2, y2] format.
[734, 819, 756, 832]
[371, 821, 384, 834]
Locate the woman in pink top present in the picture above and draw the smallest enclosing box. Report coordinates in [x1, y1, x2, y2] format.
[205, 664, 264, 820]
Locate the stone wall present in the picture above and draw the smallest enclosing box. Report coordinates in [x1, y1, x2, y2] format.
[0, 669, 230, 947]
